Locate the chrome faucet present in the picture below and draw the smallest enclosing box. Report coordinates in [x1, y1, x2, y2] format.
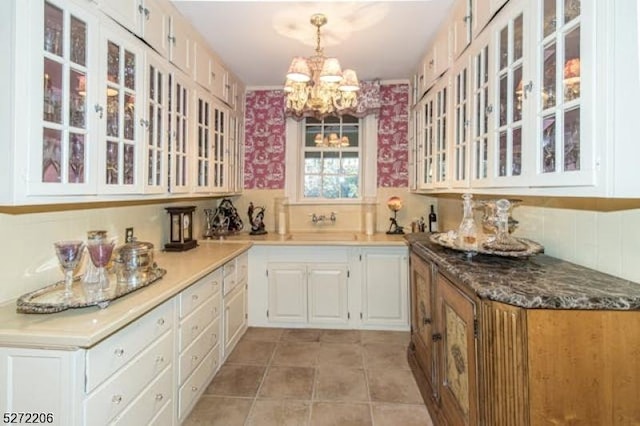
[311, 212, 337, 224]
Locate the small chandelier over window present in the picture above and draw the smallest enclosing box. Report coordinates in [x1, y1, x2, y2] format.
[284, 13, 360, 120]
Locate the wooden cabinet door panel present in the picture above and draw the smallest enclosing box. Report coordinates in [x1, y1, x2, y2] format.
[436, 274, 478, 426]
[307, 265, 348, 325]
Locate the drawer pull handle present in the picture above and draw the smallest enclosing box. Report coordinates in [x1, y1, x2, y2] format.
[213, 333, 217, 341]
[155, 393, 164, 401]
[192, 355, 199, 362]
[213, 307, 217, 314]
[192, 325, 199, 332]
[112, 395, 123, 404]
[114, 348, 125, 357]
[156, 355, 164, 363]
[157, 318, 165, 326]
[192, 294, 199, 301]
[191, 386, 199, 392]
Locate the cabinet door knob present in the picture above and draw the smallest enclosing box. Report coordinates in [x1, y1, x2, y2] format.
[191, 386, 199, 392]
[155, 393, 164, 401]
[112, 395, 123, 404]
[157, 318, 165, 326]
[192, 294, 199, 301]
[143, 7, 150, 20]
[432, 333, 442, 342]
[192, 325, 199, 332]
[114, 348, 125, 357]
[192, 355, 199, 362]
[156, 355, 165, 363]
[94, 104, 104, 119]
[423, 317, 432, 325]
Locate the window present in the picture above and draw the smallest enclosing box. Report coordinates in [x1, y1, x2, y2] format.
[285, 114, 377, 204]
[303, 115, 360, 199]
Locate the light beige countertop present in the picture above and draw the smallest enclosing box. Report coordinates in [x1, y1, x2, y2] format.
[0, 242, 251, 350]
[203, 231, 409, 246]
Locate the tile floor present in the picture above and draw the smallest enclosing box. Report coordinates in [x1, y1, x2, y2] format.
[183, 328, 434, 426]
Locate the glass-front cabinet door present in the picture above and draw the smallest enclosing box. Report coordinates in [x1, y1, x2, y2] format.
[533, 0, 593, 187]
[97, 22, 144, 194]
[193, 92, 212, 193]
[418, 96, 434, 189]
[492, 4, 529, 185]
[470, 37, 492, 187]
[452, 58, 471, 188]
[211, 102, 228, 192]
[433, 77, 450, 188]
[30, 0, 97, 196]
[168, 72, 190, 193]
[143, 52, 168, 194]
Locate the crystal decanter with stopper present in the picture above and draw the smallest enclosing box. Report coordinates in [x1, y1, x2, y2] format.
[457, 193, 479, 252]
[482, 199, 526, 252]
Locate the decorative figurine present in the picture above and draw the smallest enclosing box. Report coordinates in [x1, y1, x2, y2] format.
[386, 196, 405, 235]
[208, 198, 244, 236]
[247, 202, 267, 235]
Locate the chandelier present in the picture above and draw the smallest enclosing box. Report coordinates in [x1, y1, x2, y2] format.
[284, 13, 360, 119]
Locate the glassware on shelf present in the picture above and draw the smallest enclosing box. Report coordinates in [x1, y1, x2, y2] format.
[53, 240, 85, 301]
[457, 193, 479, 252]
[87, 238, 115, 290]
[483, 199, 527, 252]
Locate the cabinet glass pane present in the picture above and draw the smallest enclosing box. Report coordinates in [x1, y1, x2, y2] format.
[543, 0, 556, 37]
[563, 27, 580, 102]
[68, 133, 85, 183]
[42, 128, 62, 183]
[148, 149, 154, 185]
[564, 0, 580, 23]
[499, 75, 507, 126]
[107, 90, 119, 137]
[106, 141, 119, 184]
[542, 43, 557, 109]
[44, 2, 63, 57]
[513, 15, 524, 61]
[123, 144, 134, 184]
[70, 16, 86, 66]
[43, 59, 62, 124]
[513, 127, 522, 175]
[123, 94, 135, 140]
[499, 27, 508, 69]
[513, 65, 523, 122]
[542, 115, 556, 173]
[69, 70, 86, 128]
[564, 107, 580, 171]
[107, 42, 120, 84]
[498, 131, 507, 176]
[124, 50, 135, 90]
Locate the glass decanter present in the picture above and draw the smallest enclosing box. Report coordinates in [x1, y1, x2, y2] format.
[457, 193, 479, 252]
[483, 199, 526, 252]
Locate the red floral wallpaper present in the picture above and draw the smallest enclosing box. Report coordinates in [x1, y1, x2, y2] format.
[243, 90, 286, 189]
[243, 83, 409, 189]
[377, 84, 409, 187]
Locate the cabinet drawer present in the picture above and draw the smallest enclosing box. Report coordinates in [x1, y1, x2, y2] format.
[84, 331, 173, 424]
[110, 364, 173, 426]
[178, 347, 219, 421]
[236, 252, 248, 284]
[223, 259, 238, 296]
[179, 293, 219, 352]
[86, 300, 174, 392]
[146, 395, 174, 426]
[179, 318, 220, 385]
[180, 268, 222, 318]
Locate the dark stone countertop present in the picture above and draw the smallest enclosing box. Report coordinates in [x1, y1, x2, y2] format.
[406, 233, 640, 311]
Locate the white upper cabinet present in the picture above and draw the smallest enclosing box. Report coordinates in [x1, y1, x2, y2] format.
[451, 55, 472, 188]
[451, 0, 472, 59]
[95, 0, 169, 58]
[472, 0, 493, 38]
[167, 8, 191, 75]
[469, 33, 493, 187]
[193, 40, 212, 92]
[167, 71, 191, 194]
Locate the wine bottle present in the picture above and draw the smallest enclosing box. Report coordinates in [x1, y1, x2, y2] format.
[428, 205, 438, 232]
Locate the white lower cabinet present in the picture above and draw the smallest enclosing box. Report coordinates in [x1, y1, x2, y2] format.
[0, 251, 250, 426]
[221, 251, 248, 360]
[267, 263, 348, 326]
[249, 245, 409, 330]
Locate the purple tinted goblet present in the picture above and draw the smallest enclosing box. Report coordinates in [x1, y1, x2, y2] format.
[54, 240, 84, 300]
[87, 240, 115, 289]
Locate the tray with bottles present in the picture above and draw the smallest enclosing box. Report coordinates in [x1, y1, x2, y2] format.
[429, 231, 544, 258]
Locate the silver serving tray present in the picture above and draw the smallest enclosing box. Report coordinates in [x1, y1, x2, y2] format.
[16, 268, 166, 314]
[429, 232, 544, 258]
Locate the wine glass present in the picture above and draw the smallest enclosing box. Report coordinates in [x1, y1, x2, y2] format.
[87, 239, 115, 290]
[53, 240, 85, 301]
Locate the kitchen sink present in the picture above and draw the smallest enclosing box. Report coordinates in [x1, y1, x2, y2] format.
[286, 232, 358, 241]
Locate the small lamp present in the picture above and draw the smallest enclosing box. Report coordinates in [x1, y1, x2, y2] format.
[165, 206, 197, 251]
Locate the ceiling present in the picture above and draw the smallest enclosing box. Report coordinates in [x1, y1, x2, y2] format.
[171, 1, 456, 88]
